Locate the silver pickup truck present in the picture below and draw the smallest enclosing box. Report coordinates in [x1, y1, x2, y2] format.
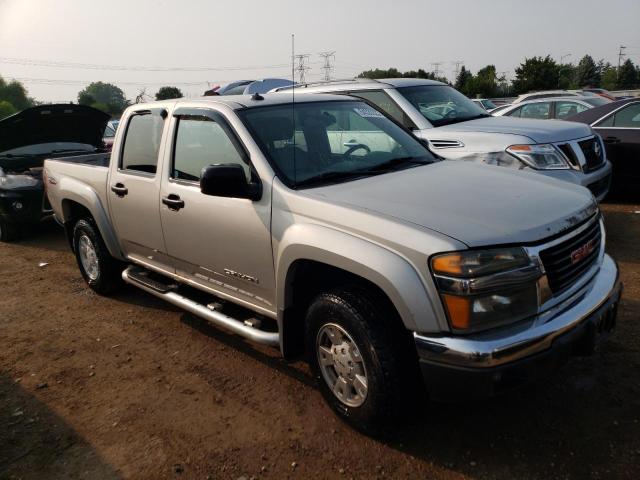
[44, 93, 622, 430]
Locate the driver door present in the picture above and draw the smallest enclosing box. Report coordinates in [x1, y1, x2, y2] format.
[159, 107, 275, 314]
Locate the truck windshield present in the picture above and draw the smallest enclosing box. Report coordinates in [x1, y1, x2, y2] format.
[396, 85, 490, 127]
[240, 101, 435, 188]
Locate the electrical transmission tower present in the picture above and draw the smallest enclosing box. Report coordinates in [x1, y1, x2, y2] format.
[293, 54, 311, 83]
[617, 45, 627, 80]
[430, 62, 443, 78]
[318, 51, 336, 81]
[451, 60, 464, 81]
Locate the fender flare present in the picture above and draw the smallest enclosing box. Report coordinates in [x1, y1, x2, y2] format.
[58, 177, 124, 261]
[276, 223, 439, 333]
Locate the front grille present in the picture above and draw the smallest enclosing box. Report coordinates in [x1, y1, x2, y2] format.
[557, 143, 580, 168]
[579, 137, 605, 173]
[539, 218, 602, 295]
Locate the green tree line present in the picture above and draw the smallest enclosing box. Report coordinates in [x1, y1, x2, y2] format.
[359, 55, 640, 98]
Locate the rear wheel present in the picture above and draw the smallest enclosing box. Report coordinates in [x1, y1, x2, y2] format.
[73, 218, 123, 295]
[305, 287, 420, 432]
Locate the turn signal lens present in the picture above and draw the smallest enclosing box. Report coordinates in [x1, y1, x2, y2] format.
[442, 294, 471, 330]
[431, 248, 529, 278]
[431, 254, 463, 275]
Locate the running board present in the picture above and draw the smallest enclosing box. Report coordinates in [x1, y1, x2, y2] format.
[122, 267, 279, 347]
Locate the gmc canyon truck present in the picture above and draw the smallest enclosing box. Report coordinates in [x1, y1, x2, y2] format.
[272, 79, 613, 201]
[44, 94, 622, 429]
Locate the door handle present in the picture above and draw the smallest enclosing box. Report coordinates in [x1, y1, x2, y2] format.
[162, 194, 185, 211]
[111, 183, 128, 197]
[343, 141, 361, 147]
[603, 136, 621, 144]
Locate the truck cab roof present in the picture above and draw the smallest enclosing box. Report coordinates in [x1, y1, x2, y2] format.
[132, 93, 353, 112]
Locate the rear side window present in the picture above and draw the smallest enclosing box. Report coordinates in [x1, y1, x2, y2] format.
[348, 90, 417, 129]
[172, 116, 250, 182]
[120, 111, 165, 174]
[555, 101, 588, 120]
[519, 102, 551, 119]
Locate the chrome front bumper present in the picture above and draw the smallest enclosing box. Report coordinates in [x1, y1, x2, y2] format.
[414, 254, 621, 370]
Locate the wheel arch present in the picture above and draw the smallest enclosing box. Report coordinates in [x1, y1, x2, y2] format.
[275, 225, 437, 358]
[58, 180, 124, 260]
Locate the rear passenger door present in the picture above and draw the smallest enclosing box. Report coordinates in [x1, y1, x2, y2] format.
[108, 108, 172, 273]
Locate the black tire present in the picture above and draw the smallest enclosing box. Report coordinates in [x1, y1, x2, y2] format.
[0, 217, 18, 242]
[305, 286, 421, 432]
[72, 218, 123, 295]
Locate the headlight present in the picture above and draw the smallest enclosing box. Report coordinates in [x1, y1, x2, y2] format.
[431, 248, 541, 332]
[506, 144, 570, 170]
[0, 167, 39, 189]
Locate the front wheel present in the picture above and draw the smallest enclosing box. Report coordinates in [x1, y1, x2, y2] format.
[305, 287, 420, 431]
[73, 219, 123, 295]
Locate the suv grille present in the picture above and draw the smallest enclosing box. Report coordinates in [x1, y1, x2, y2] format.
[539, 218, 601, 295]
[579, 137, 605, 173]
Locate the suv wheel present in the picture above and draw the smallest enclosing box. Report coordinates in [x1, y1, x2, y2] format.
[305, 287, 419, 431]
[73, 218, 122, 295]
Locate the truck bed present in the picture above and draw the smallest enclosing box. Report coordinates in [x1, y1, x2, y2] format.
[44, 153, 112, 223]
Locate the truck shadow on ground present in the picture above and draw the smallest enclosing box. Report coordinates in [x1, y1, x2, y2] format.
[0, 374, 122, 479]
[176, 297, 639, 479]
[11, 219, 68, 253]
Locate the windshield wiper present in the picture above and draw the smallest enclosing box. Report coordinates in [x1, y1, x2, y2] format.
[295, 170, 380, 188]
[0, 153, 38, 159]
[363, 156, 432, 172]
[51, 149, 95, 154]
[295, 157, 432, 188]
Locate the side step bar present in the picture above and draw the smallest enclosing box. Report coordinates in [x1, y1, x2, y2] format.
[122, 267, 279, 347]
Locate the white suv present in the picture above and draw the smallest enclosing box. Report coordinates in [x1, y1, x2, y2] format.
[272, 78, 612, 201]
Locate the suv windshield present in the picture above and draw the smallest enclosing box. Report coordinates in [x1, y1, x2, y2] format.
[397, 85, 489, 127]
[240, 101, 435, 188]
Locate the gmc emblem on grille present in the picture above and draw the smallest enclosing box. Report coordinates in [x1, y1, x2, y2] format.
[570, 238, 597, 265]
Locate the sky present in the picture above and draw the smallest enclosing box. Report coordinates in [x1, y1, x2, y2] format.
[0, 0, 639, 103]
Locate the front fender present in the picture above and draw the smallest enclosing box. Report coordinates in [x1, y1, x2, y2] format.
[58, 177, 124, 260]
[276, 223, 440, 333]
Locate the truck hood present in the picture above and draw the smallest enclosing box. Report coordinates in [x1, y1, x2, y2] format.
[435, 116, 593, 144]
[0, 104, 110, 154]
[307, 161, 596, 247]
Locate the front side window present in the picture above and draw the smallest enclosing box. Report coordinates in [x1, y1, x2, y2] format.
[611, 103, 640, 128]
[555, 101, 588, 120]
[120, 111, 165, 174]
[396, 85, 488, 127]
[172, 116, 249, 181]
[240, 100, 435, 188]
[348, 90, 416, 129]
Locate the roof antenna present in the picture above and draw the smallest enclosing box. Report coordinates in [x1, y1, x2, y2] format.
[291, 33, 297, 186]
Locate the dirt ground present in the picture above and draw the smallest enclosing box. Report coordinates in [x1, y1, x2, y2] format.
[1, 201, 639, 480]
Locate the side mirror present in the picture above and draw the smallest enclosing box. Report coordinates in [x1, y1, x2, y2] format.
[200, 164, 261, 200]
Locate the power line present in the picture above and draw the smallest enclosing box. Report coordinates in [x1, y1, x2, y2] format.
[0, 56, 293, 72]
[318, 51, 336, 81]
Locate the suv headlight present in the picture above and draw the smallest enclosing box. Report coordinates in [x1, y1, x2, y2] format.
[0, 167, 39, 189]
[430, 248, 542, 333]
[506, 144, 570, 170]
